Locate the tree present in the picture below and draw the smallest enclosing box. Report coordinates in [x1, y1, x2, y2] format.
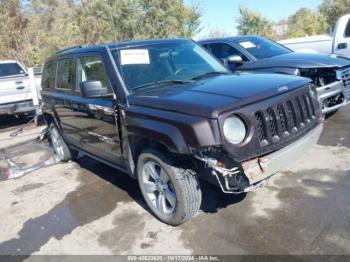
[236, 6, 275, 39]
[320, 0, 350, 29]
[286, 8, 328, 38]
[0, 0, 201, 66]
[25, 0, 81, 65]
[0, 0, 29, 62]
[205, 28, 230, 38]
[140, 0, 201, 38]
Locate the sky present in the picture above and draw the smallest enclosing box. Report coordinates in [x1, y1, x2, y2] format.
[185, 0, 324, 38]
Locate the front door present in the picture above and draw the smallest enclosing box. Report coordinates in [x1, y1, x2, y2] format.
[71, 55, 124, 167]
[204, 42, 248, 71]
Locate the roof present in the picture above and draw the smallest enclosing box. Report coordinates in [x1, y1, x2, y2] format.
[108, 38, 189, 49]
[198, 35, 265, 43]
[53, 38, 191, 57]
[0, 60, 18, 64]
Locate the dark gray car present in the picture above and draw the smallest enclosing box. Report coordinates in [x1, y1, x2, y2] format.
[41, 39, 323, 225]
[199, 36, 350, 114]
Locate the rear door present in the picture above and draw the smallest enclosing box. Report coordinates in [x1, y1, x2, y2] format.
[52, 57, 79, 143]
[0, 62, 32, 105]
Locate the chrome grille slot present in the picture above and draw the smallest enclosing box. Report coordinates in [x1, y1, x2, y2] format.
[302, 95, 312, 122]
[286, 101, 297, 130]
[306, 93, 316, 117]
[277, 104, 288, 134]
[255, 112, 267, 146]
[295, 97, 306, 127]
[266, 107, 278, 142]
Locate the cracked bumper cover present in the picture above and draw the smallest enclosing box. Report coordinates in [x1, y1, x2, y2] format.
[317, 81, 346, 114]
[242, 123, 324, 185]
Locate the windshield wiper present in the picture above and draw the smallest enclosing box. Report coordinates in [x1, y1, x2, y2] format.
[132, 79, 193, 91]
[191, 71, 228, 81]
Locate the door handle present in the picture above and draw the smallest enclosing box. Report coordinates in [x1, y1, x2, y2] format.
[16, 86, 25, 90]
[338, 43, 347, 49]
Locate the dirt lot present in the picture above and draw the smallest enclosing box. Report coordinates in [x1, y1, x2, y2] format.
[0, 106, 349, 256]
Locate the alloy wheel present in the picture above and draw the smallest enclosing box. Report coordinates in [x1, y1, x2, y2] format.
[141, 160, 176, 216]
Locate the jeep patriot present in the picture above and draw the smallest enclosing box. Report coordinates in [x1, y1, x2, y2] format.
[41, 39, 323, 225]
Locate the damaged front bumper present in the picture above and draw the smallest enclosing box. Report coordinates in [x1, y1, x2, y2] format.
[317, 81, 346, 114]
[194, 123, 324, 194]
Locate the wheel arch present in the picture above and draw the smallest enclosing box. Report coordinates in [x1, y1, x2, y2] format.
[127, 133, 193, 178]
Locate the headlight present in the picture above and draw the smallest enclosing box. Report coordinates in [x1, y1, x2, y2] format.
[223, 115, 247, 144]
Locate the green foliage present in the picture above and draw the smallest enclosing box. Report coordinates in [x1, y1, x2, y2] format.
[205, 28, 230, 38]
[0, 0, 29, 61]
[320, 0, 350, 28]
[0, 0, 201, 67]
[236, 6, 275, 39]
[286, 8, 328, 38]
[236, 1, 346, 40]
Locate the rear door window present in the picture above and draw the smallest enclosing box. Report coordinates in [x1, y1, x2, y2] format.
[42, 61, 57, 90]
[56, 58, 76, 90]
[77, 55, 112, 93]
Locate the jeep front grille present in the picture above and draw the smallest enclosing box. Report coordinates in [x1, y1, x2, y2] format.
[255, 90, 316, 147]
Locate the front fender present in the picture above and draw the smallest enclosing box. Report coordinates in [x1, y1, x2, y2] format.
[127, 118, 189, 154]
[125, 106, 222, 154]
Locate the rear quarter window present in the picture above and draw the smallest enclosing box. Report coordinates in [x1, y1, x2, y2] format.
[42, 60, 57, 90]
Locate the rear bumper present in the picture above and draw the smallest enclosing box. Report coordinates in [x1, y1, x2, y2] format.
[0, 100, 35, 115]
[242, 122, 323, 185]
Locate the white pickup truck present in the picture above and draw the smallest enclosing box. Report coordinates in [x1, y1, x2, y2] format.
[279, 14, 350, 58]
[0, 60, 41, 116]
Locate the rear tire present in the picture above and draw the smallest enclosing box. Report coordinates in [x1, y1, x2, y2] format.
[137, 149, 202, 226]
[49, 123, 76, 162]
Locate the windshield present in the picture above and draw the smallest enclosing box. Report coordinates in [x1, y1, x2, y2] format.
[235, 36, 291, 59]
[111, 41, 228, 91]
[0, 63, 25, 77]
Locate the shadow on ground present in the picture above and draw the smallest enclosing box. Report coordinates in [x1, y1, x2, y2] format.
[0, 115, 34, 130]
[0, 152, 245, 256]
[76, 155, 246, 215]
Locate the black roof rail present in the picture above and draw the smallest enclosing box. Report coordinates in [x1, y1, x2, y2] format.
[55, 45, 84, 55]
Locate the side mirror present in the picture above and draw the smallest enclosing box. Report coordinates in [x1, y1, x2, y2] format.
[227, 55, 243, 65]
[80, 81, 110, 98]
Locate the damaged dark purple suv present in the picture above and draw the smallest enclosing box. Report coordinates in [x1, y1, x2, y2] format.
[41, 39, 323, 225]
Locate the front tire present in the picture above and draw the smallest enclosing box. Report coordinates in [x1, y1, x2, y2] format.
[137, 149, 202, 226]
[49, 123, 76, 162]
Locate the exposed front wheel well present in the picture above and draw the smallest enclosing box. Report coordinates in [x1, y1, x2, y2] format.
[43, 112, 54, 126]
[127, 135, 194, 178]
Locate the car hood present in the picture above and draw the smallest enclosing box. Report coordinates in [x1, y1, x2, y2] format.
[128, 74, 310, 118]
[241, 52, 350, 69]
